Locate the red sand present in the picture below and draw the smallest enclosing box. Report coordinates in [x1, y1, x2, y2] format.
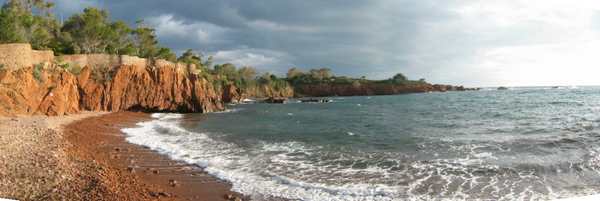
[64, 112, 245, 201]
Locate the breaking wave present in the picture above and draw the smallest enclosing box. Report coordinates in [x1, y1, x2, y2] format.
[122, 112, 600, 201]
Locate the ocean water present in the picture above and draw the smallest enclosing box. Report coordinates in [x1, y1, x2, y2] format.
[122, 87, 600, 201]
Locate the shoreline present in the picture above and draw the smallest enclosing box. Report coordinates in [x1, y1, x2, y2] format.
[0, 111, 244, 201]
[64, 112, 245, 201]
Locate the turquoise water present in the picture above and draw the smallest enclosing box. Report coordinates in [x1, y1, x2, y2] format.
[123, 87, 600, 200]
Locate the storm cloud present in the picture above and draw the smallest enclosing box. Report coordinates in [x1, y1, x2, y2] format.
[15, 0, 600, 86]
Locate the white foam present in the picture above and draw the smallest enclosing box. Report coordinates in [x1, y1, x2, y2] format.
[121, 113, 595, 201]
[213, 108, 243, 113]
[150, 113, 183, 119]
[122, 113, 407, 201]
[555, 194, 600, 201]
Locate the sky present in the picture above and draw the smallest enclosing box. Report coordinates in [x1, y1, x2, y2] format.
[13, 0, 600, 87]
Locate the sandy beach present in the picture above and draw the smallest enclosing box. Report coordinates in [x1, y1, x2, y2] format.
[0, 112, 244, 201]
[0, 112, 109, 200]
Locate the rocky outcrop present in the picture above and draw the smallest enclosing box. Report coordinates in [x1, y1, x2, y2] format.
[221, 84, 294, 103]
[222, 84, 241, 103]
[0, 64, 223, 116]
[0, 67, 80, 116]
[293, 83, 477, 97]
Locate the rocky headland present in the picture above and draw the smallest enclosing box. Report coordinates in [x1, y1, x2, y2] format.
[293, 82, 476, 97]
[0, 44, 476, 116]
[0, 43, 288, 116]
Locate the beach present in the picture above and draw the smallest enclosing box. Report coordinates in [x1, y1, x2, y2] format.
[0, 112, 243, 201]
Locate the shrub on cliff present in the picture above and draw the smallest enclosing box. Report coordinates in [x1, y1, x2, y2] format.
[69, 65, 82, 75]
[90, 65, 113, 83]
[32, 63, 43, 82]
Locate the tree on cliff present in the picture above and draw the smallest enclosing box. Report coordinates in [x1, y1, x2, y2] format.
[132, 20, 176, 61]
[214, 63, 238, 80]
[0, 0, 59, 49]
[286, 67, 334, 84]
[59, 9, 174, 59]
[0, 1, 187, 62]
[132, 21, 158, 58]
[309, 68, 333, 81]
[257, 72, 289, 91]
[61, 8, 113, 53]
[238, 66, 257, 81]
[156, 47, 177, 62]
[61, 7, 140, 55]
[390, 73, 408, 84]
[178, 49, 203, 67]
[105, 21, 135, 55]
[286, 67, 303, 79]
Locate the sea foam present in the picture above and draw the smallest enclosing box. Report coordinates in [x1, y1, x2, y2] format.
[121, 113, 588, 201]
[122, 113, 408, 201]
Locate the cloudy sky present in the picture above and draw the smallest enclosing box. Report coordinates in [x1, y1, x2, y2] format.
[22, 0, 600, 86]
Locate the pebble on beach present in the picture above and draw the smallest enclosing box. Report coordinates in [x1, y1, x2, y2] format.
[169, 179, 178, 187]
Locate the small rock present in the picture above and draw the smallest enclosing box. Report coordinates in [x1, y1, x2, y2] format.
[114, 147, 120, 152]
[158, 192, 171, 197]
[224, 194, 243, 201]
[152, 169, 159, 174]
[169, 179, 178, 187]
[126, 166, 136, 173]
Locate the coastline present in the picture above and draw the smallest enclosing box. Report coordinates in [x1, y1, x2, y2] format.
[64, 112, 245, 201]
[0, 111, 244, 201]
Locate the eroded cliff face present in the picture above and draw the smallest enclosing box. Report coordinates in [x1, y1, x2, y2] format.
[0, 64, 224, 116]
[0, 66, 80, 116]
[222, 84, 295, 103]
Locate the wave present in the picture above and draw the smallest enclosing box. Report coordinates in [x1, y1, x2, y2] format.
[122, 114, 407, 201]
[121, 114, 600, 201]
[213, 108, 244, 113]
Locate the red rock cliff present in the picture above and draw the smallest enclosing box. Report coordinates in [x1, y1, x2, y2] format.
[0, 64, 224, 116]
[293, 83, 474, 97]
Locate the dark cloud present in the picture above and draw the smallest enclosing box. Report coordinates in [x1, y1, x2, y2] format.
[50, 0, 439, 79]
[6, 0, 600, 86]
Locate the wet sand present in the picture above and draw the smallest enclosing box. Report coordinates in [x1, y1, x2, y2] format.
[64, 112, 245, 201]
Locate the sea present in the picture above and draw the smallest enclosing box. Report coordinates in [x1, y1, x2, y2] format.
[122, 86, 600, 201]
